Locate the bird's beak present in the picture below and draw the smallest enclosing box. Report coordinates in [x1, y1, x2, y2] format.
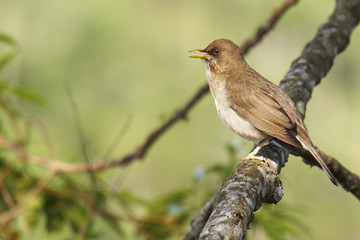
[189, 49, 209, 59]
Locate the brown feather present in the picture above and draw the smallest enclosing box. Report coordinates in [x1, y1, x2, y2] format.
[226, 71, 303, 148]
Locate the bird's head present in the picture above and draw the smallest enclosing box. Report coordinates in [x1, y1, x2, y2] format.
[189, 39, 243, 75]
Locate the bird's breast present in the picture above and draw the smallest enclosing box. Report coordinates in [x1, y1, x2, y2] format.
[208, 77, 266, 143]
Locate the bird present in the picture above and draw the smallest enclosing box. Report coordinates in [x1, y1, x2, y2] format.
[189, 38, 338, 186]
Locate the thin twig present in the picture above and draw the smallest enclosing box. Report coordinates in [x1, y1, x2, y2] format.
[74, 207, 94, 240]
[65, 83, 92, 164]
[0, 180, 16, 209]
[0, 162, 15, 182]
[102, 114, 132, 159]
[0, 94, 22, 142]
[26, 117, 57, 160]
[240, 0, 299, 54]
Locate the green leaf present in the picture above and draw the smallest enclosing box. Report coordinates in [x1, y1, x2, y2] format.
[0, 82, 8, 91]
[0, 82, 46, 106]
[102, 215, 124, 238]
[148, 189, 192, 215]
[0, 32, 17, 46]
[118, 190, 148, 206]
[0, 50, 17, 71]
[0, 32, 17, 70]
[11, 86, 46, 106]
[140, 218, 173, 240]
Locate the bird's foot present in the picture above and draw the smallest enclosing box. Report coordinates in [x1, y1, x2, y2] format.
[246, 145, 263, 160]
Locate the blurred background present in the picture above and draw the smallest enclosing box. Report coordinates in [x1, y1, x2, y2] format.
[0, 0, 359, 239]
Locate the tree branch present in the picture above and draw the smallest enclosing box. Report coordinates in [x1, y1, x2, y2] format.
[200, 156, 284, 240]
[240, 0, 299, 53]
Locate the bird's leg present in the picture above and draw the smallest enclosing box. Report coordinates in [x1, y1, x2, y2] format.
[247, 145, 261, 159]
[246, 137, 272, 159]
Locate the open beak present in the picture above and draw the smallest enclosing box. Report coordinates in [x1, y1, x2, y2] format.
[189, 49, 209, 59]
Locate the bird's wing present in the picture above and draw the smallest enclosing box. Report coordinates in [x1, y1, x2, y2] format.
[227, 77, 303, 148]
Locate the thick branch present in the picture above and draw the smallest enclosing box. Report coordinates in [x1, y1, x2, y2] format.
[200, 156, 284, 240]
[280, 0, 360, 111]
[182, 143, 289, 240]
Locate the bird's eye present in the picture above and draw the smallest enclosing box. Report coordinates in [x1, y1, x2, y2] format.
[212, 48, 220, 56]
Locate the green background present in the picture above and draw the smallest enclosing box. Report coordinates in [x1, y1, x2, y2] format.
[0, 0, 359, 239]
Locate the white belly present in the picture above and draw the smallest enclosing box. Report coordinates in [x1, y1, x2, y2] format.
[208, 77, 266, 143]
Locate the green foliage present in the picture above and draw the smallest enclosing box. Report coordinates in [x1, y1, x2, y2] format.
[0, 82, 46, 106]
[0, 158, 37, 212]
[117, 188, 196, 239]
[249, 203, 311, 240]
[42, 188, 86, 232]
[0, 32, 17, 71]
[0, 31, 45, 129]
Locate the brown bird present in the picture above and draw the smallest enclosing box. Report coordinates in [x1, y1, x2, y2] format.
[190, 38, 338, 186]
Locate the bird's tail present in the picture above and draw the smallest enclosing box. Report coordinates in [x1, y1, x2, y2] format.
[296, 136, 339, 186]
